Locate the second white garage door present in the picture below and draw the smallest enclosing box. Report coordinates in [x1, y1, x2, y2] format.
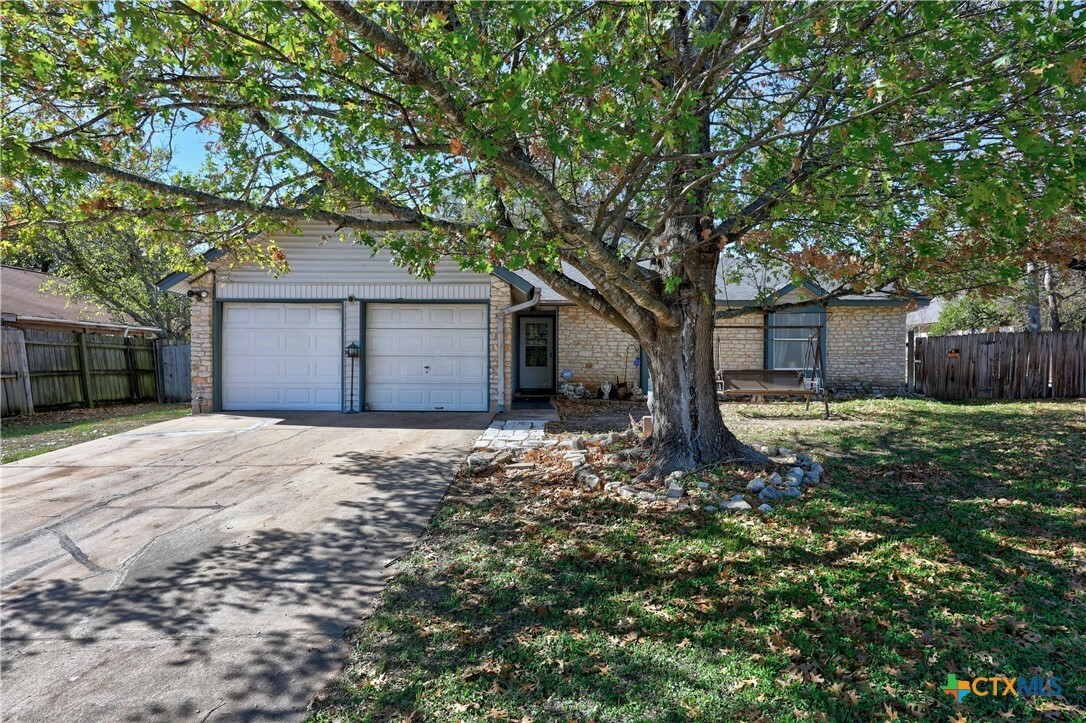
[222, 302, 342, 411]
[366, 303, 488, 411]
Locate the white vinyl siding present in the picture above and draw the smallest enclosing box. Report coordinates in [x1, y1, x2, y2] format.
[366, 304, 488, 412]
[215, 222, 489, 301]
[216, 282, 490, 300]
[221, 303, 343, 410]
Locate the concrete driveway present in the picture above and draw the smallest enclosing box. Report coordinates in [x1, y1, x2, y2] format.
[1, 411, 488, 722]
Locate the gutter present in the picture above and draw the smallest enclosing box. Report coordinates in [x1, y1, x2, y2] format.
[495, 285, 540, 412]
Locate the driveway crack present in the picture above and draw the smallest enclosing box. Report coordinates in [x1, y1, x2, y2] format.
[51, 530, 108, 575]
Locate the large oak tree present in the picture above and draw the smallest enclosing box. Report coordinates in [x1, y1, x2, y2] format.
[3, 1, 1085, 474]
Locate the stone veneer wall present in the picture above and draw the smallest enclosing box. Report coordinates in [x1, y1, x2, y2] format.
[189, 272, 215, 412]
[825, 306, 907, 393]
[555, 305, 640, 392]
[489, 277, 513, 411]
[713, 313, 764, 369]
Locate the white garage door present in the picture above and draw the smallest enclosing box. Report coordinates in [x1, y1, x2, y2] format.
[222, 303, 342, 411]
[366, 303, 488, 411]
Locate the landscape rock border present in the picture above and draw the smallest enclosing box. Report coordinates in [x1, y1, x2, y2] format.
[467, 425, 828, 519]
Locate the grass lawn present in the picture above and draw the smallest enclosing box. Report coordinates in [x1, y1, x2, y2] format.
[309, 398, 1085, 722]
[1, 403, 191, 463]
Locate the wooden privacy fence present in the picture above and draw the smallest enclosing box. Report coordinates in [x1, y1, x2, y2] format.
[1, 328, 190, 416]
[156, 339, 191, 403]
[914, 330, 1086, 400]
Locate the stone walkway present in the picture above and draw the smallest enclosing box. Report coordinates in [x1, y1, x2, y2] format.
[472, 419, 556, 451]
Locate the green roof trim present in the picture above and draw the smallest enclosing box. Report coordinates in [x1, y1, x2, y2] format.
[492, 267, 534, 295]
[156, 248, 226, 291]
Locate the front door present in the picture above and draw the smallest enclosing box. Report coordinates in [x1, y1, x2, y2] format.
[518, 316, 554, 391]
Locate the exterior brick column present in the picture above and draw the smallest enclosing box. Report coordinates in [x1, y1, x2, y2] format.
[189, 273, 215, 412]
[489, 277, 513, 411]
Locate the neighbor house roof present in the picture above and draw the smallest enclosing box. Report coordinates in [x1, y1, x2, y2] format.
[906, 295, 946, 328]
[1, 266, 159, 334]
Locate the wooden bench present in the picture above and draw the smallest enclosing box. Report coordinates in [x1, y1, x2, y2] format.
[717, 369, 829, 417]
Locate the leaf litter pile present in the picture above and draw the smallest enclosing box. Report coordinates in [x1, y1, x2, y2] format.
[310, 398, 1086, 723]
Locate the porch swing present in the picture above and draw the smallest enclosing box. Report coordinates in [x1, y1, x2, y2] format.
[715, 322, 830, 419]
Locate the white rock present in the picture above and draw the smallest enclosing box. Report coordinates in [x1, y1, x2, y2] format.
[778, 447, 793, 456]
[721, 500, 752, 511]
[618, 485, 637, 498]
[758, 503, 774, 514]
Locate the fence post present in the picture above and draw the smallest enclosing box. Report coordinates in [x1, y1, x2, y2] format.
[123, 337, 140, 401]
[76, 332, 95, 408]
[12, 329, 35, 415]
[906, 330, 915, 394]
[154, 338, 165, 404]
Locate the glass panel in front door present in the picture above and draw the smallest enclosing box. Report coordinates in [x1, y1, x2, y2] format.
[524, 322, 549, 367]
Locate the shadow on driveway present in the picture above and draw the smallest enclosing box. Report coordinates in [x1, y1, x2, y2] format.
[1, 412, 487, 722]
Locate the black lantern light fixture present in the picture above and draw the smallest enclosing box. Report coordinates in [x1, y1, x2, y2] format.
[345, 341, 360, 413]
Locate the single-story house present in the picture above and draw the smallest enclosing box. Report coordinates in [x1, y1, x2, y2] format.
[159, 222, 921, 413]
[1, 265, 160, 337]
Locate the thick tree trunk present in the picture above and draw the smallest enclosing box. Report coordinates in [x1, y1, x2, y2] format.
[637, 246, 769, 479]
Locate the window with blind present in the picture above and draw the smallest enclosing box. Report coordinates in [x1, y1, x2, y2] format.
[766, 310, 824, 372]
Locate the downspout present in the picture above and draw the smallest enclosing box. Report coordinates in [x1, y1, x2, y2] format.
[496, 286, 540, 412]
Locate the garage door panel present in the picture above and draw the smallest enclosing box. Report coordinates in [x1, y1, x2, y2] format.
[367, 330, 488, 358]
[366, 384, 486, 411]
[252, 307, 283, 324]
[223, 302, 342, 411]
[365, 303, 488, 412]
[368, 304, 487, 330]
[368, 357, 485, 382]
